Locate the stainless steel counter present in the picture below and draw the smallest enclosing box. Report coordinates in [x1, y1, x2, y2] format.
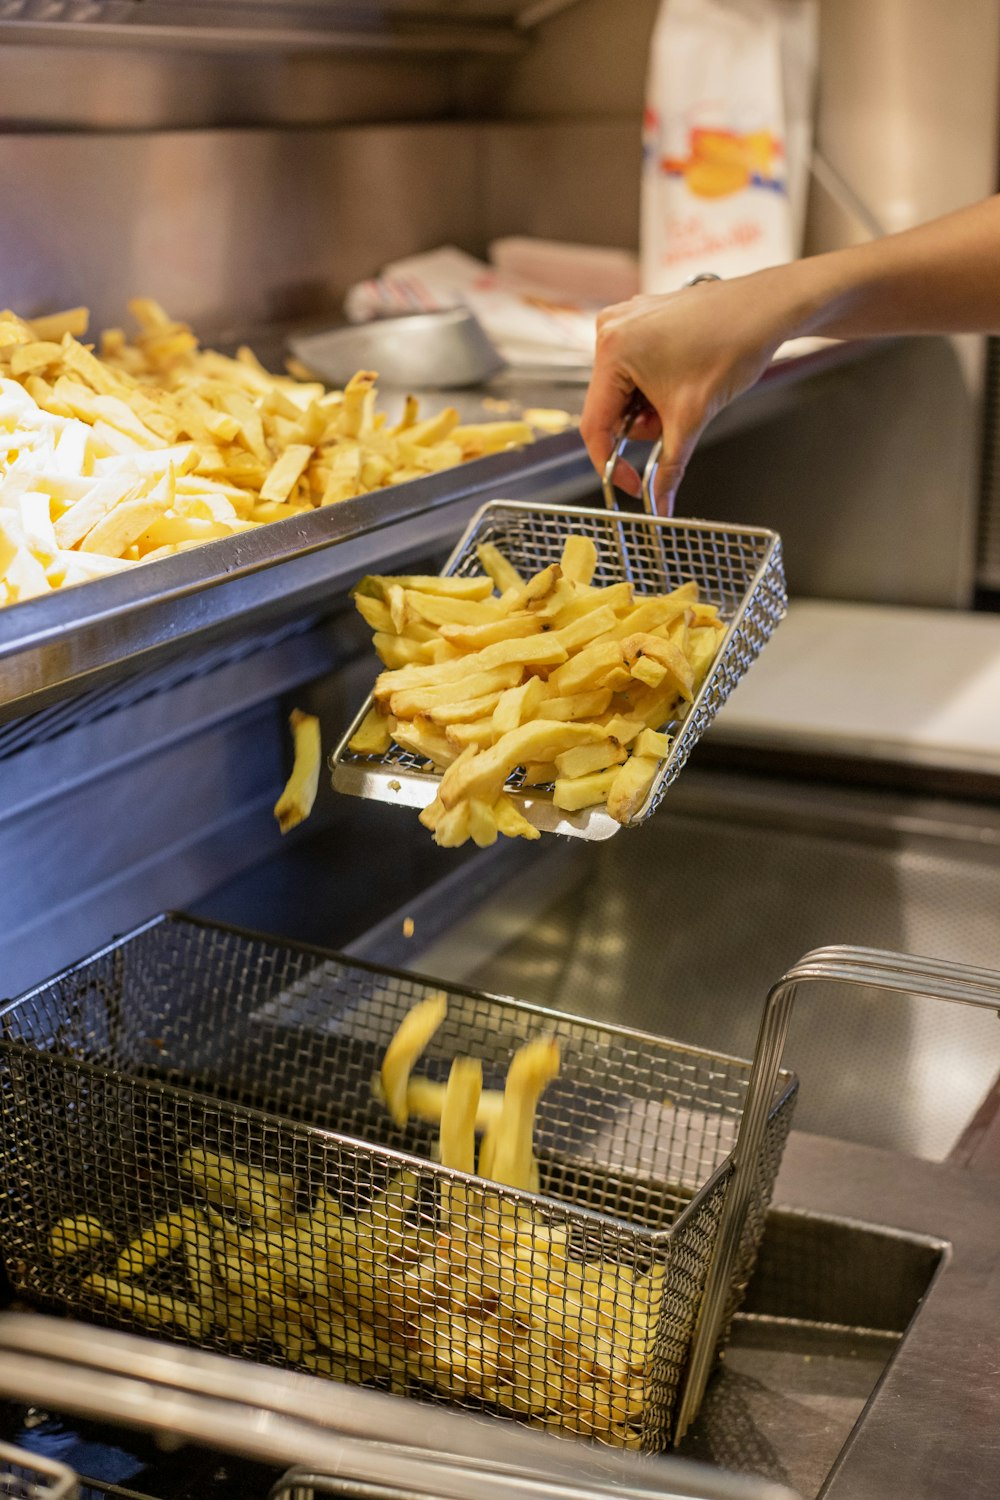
[0, 429, 594, 724]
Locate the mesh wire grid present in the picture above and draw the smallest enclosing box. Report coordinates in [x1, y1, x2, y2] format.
[0, 914, 795, 1452]
[333, 502, 786, 827]
[0, 1443, 78, 1500]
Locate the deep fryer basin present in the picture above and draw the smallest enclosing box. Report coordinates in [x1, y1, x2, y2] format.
[0, 1200, 947, 1500]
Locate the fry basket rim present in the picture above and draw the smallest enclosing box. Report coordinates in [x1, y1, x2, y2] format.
[0, 911, 796, 1247]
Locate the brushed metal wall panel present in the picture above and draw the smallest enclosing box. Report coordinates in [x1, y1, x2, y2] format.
[481, 120, 640, 250]
[0, 46, 465, 129]
[0, 123, 482, 332]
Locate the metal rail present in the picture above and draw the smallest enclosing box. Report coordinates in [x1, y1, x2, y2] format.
[0, 1315, 798, 1500]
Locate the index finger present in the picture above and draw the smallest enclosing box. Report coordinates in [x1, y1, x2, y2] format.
[579, 364, 646, 482]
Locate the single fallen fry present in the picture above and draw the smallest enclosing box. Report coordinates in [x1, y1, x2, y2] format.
[380, 990, 448, 1128]
[274, 708, 321, 834]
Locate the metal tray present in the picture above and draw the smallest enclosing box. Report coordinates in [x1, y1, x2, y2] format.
[0, 433, 594, 727]
[331, 501, 785, 839]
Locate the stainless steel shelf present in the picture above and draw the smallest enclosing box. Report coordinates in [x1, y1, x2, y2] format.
[0, 0, 535, 54]
[0, 431, 594, 725]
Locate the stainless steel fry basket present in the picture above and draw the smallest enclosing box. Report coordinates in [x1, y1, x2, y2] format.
[0, 914, 797, 1452]
[331, 501, 786, 840]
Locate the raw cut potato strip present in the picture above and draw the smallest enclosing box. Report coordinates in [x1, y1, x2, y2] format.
[0, 301, 538, 610]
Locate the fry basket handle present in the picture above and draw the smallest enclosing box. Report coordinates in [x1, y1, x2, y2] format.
[674, 944, 1000, 1441]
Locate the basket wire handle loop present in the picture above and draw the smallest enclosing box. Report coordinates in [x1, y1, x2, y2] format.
[674, 943, 1000, 1442]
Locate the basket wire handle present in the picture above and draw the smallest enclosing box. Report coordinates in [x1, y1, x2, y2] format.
[674, 944, 1000, 1442]
[0, 1438, 79, 1500]
[601, 272, 722, 520]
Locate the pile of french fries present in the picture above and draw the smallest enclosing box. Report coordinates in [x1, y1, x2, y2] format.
[0, 300, 533, 608]
[347, 534, 727, 845]
[50, 994, 665, 1449]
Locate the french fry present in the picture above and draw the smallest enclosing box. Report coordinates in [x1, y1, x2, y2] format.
[548, 639, 623, 697]
[348, 705, 393, 755]
[84, 1274, 209, 1339]
[444, 720, 498, 751]
[438, 720, 603, 810]
[487, 1037, 560, 1192]
[552, 766, 621, 812]
[273, 709, 322, 834]
[404, 590, 505, 628]
[629, 656, 668, 689]
[606, 755, 661, 824]
[493, 792, 542, 840]
[113, 1214, 186, 1278]
[438, 613, 540, 651]
[181, 1147, 299, 1230]
[439, 1057, 483, 1174]
[392, 717, 459, 767]
[380, 991, 448, 1128]
[551, 580, 633, 626]
[404, 1076, 505, 1131]
[633, 727, 670, 759]
[537, 688, 614, 722]
[491, 675, 548, 737]
[521, 761, 558, 786]
[560, 533, 598, 586]
[554, 739, 627, 780]
[367, 573, 495, 602]
[49, 1214, 114, 1259]
[427, 689, 505, 726]
[388, 665, 523, 719]
[476, 541, 523, 593]
[619, 632, 695, 700]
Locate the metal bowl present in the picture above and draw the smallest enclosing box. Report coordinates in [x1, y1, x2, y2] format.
[287, 308, 505, 390]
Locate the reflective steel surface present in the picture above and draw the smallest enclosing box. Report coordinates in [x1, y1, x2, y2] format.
[402, 770, 1000, 1161]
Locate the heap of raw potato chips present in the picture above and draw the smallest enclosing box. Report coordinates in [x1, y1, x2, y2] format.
[0, 300, 533, 608]
[51, 992, 664, 1449]
[348, 533, 727, 845]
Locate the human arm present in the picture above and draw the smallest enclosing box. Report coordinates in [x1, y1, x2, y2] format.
[580, 194, 1000, 513]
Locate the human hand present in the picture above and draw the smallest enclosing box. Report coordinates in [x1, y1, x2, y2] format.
[579, 272, 799, 514]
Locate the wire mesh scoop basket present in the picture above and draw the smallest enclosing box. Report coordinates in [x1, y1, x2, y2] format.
[0, 913, 798, 1454]
[331, 498, 786, 840]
